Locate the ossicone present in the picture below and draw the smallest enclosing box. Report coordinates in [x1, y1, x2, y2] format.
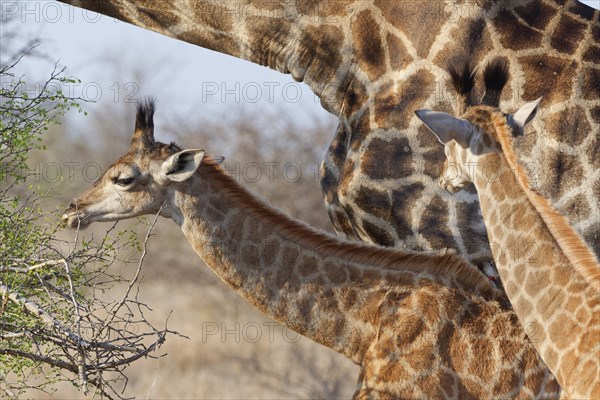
[481, 57, 509, 107]
[131, 97, 156, 149]
[447, 59, 477, 114]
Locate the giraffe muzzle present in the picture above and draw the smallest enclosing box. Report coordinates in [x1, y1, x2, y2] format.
[61, 203, 90, 229]
[439, 178, 459, 194]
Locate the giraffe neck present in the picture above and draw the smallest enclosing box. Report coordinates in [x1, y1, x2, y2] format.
[57, 0, 352, 115]
[166, 160, 498, 362]
[169, 161, 374, 361]
[471, 150, 599, 398]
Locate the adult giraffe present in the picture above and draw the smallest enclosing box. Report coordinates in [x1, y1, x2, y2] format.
[58, 0, 600, 275]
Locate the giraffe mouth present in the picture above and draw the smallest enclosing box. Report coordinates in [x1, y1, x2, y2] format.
[61, 210, 91, 229]
[445, 184, 462, 194]
[439, 178, 462, 194]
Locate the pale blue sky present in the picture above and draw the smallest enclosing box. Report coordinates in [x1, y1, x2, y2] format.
[580, 0, 599, 9]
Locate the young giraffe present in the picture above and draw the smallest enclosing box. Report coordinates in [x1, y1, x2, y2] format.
[62, 99, 560, 399]
[415, 58, 600, 399]
[58, 0, 600, 279]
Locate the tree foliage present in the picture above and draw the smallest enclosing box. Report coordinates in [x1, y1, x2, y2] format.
[0, 51, 178, 399]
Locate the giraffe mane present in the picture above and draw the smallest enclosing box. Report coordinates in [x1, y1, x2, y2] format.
[490, 112, 600, 287]
[199, 159, 500, 300]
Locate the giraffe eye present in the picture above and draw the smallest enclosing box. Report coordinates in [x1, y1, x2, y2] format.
[114, 177, 135, 187]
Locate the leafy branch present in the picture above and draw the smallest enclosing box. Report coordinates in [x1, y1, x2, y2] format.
[1, 48, 182, 398]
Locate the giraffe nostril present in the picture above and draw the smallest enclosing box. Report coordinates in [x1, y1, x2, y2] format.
[66, 201, 82, 213]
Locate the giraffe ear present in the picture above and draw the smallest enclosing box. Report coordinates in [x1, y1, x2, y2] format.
[508, 97, 541, 136]
[415, 109, 473, 148]
[160, 149, 205, 183]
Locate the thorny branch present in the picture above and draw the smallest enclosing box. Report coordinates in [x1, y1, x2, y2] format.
[0, 210, 181, 399]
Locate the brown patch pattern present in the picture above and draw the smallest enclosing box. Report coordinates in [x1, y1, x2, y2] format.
[360, 137, 414, 180]
[582, 67, 600, 100]
[351, 10, 386, 81]
[583, 44, 600, 64]
[456, 200, 488, 256]
[374, 71, 436, 129]
[418, 195, 459, 252]
[551, 14, 587, 54]
[543, 151, 584, 199]
[514, 1, 558, 30]
[361, 219, 395, 247]
[518, 55, 577, 103]
[495, 10, 544, 50]
[387, 33, 411, 72]
[545, 106, 591, 146]
[433, 18, 491, 68]
[568, 0, 597, 20]
[375, 0, 446, 58]
[354, 185, 390, 221]
[391, 183, 426, 243]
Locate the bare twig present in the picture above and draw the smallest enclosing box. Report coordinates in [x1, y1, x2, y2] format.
[109, 204, 165, 318]
[0, 211, 180, 398]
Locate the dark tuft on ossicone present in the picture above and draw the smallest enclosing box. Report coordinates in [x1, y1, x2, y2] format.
[447, 59, 477, 114]
[447, 60, 477, 97]
[482, 58, 509, 106]
[130, 97, 157, 149]
[135, 97, 156, 133]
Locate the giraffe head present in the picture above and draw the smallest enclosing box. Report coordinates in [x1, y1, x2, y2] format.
[415, 58, 540, 193]
[62, 98, 220, 229]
